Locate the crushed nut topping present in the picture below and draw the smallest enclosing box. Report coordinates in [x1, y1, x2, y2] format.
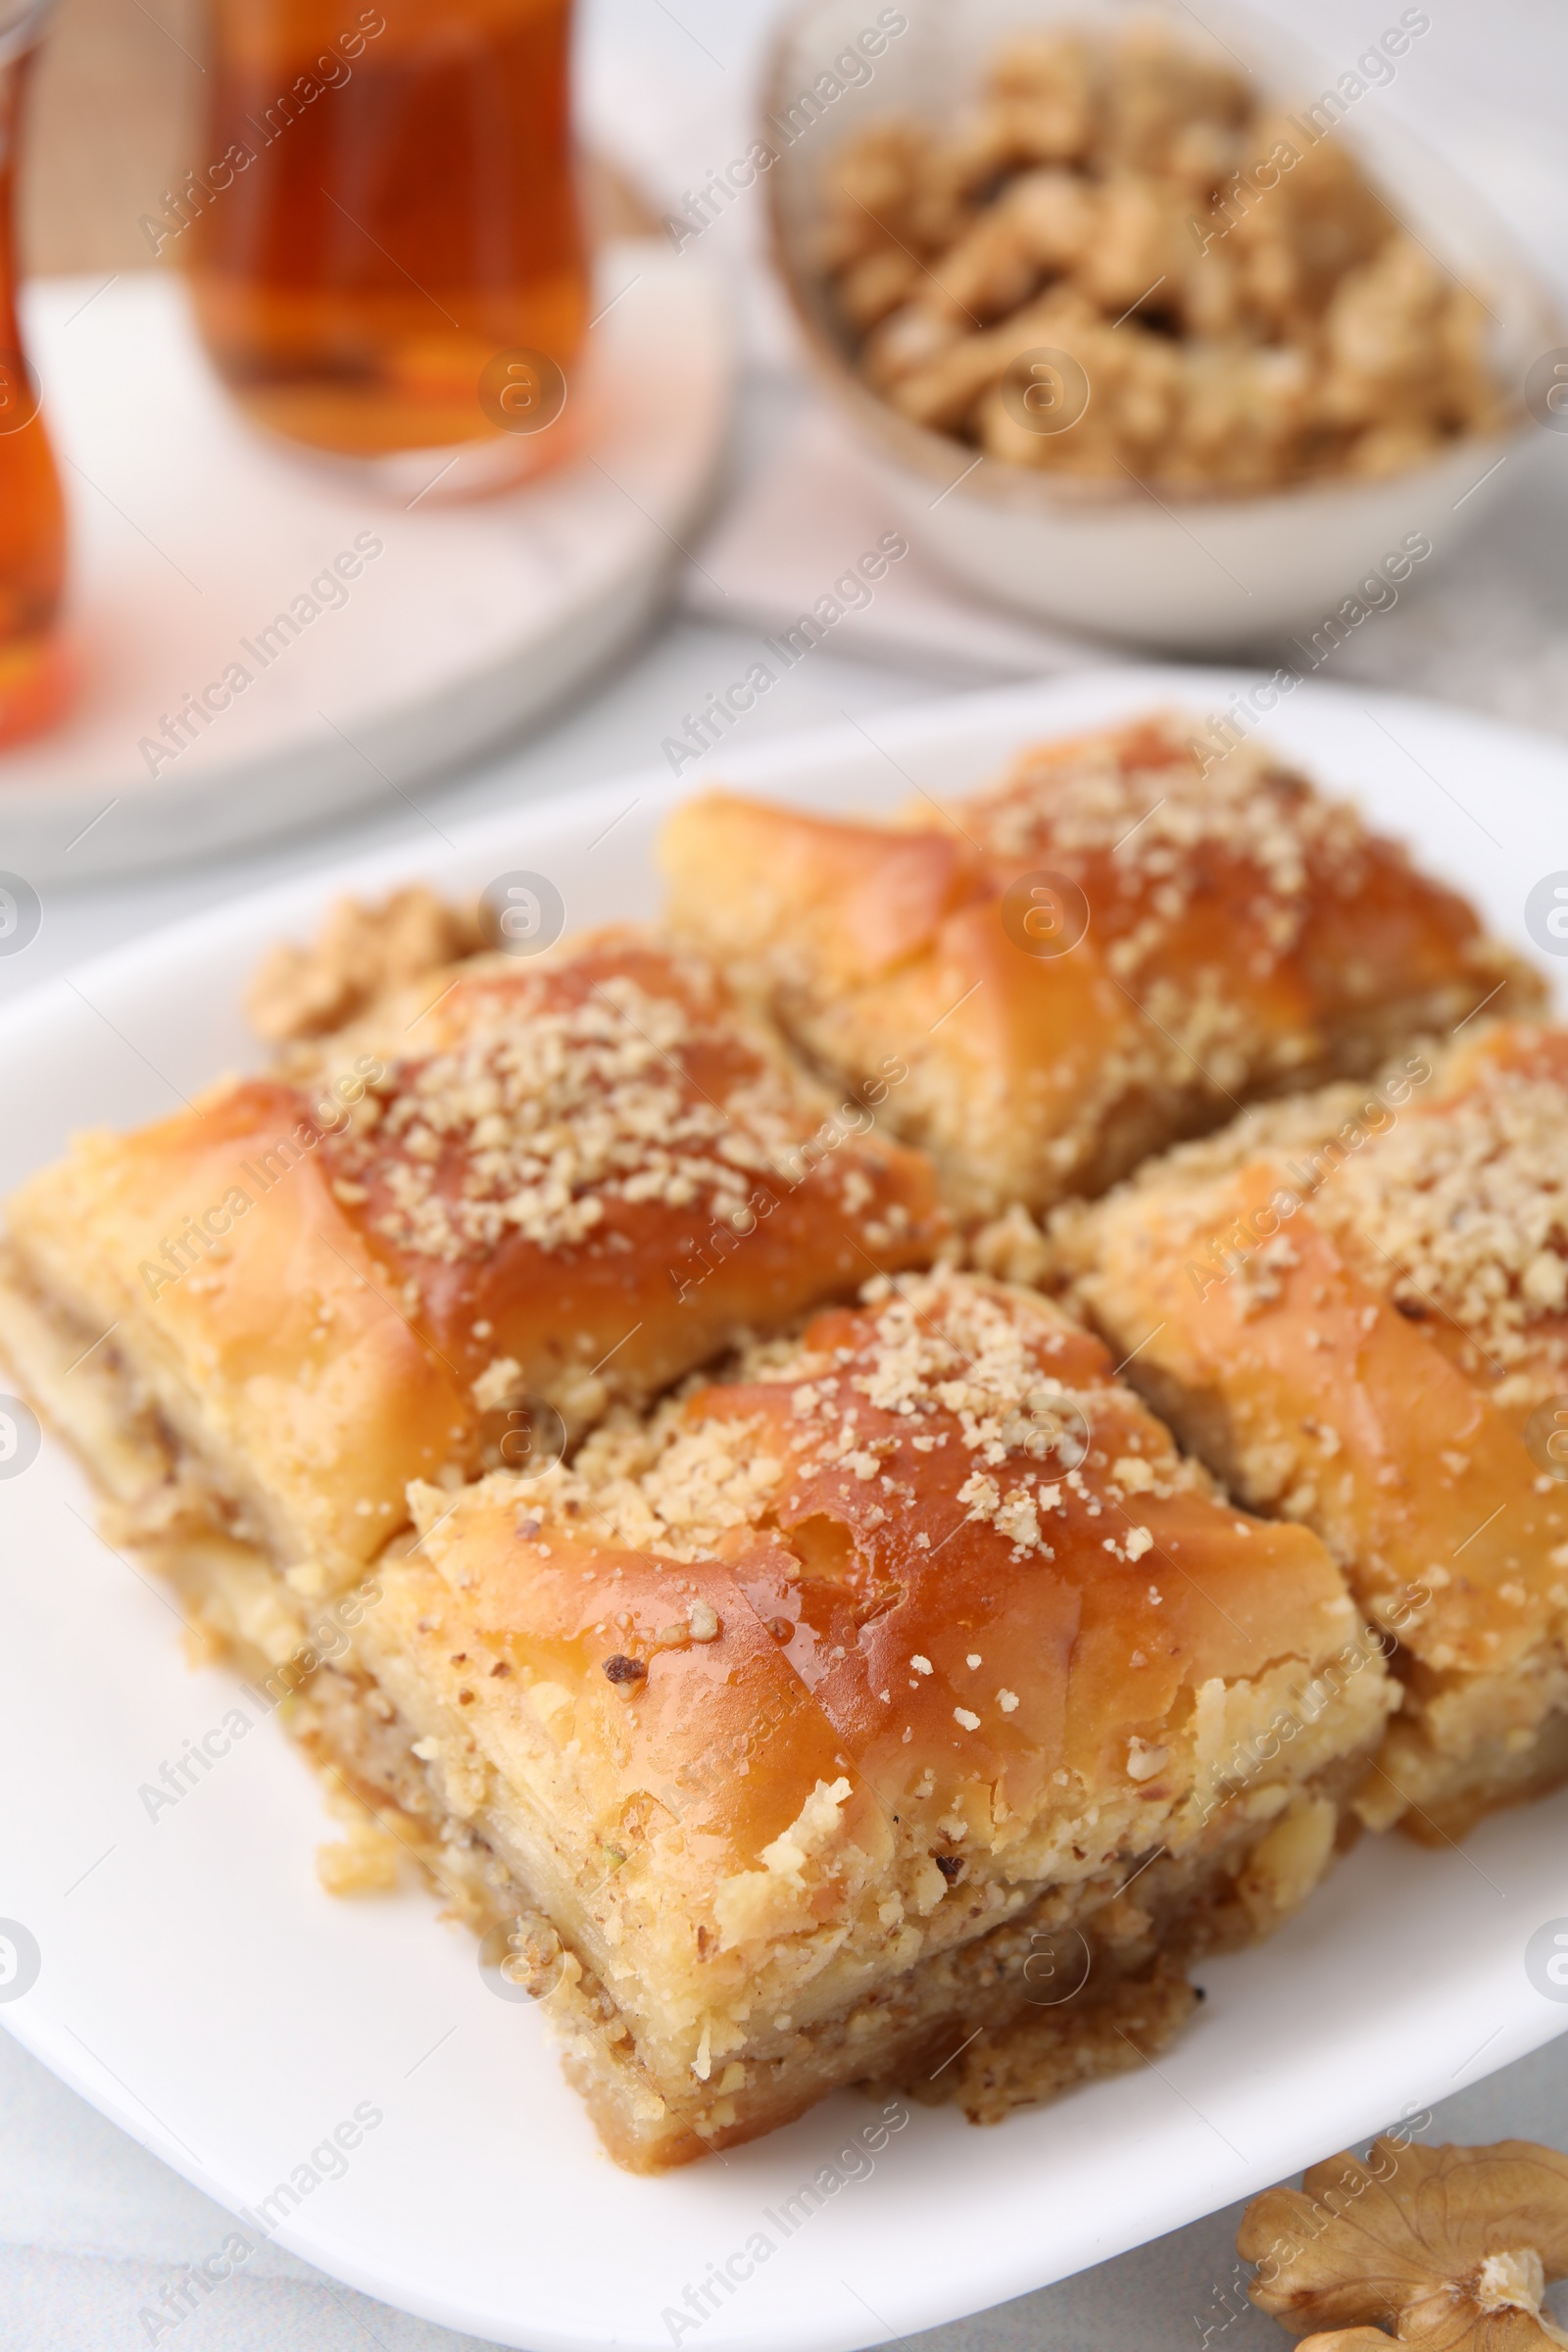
[321, 948, 873, 1262]
[1316, 1064, 1568, 1381]
[1239, 2136, 1568, 2352]
[956, 717, 1395, 992]
[573, 1269, 1203, 1581]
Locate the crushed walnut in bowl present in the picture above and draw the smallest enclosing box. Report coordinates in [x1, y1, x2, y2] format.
[823, 22, 1503, 492]
[762, 0, 1559, 647]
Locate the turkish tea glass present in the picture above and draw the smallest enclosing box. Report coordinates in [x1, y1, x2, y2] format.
[0, 0, 68, 749]
[184, 0, 589, 482]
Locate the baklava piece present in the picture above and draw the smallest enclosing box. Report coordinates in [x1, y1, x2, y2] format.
[661, 713, 1535, 1218]
[302, 1270, 1395, 2169]
[0, 927, 942, 1660]
[1054, 1022, 1568, 1840]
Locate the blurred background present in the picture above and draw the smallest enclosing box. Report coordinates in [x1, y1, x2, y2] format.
[1, 0, 1564, 1010]
[22, 0, 1568, 302]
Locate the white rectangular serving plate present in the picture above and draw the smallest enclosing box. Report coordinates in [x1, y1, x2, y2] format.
[3, 665, 1568, 2352]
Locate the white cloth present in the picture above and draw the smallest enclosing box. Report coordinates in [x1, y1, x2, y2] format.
[686, 402, 1118, 681]
[681, 396, 1568, 732]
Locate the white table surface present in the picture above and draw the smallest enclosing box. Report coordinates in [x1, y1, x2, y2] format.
[5, 1, 1568, 2344]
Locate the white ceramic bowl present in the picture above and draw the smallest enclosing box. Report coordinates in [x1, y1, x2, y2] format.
[762, 0, 1563, 653]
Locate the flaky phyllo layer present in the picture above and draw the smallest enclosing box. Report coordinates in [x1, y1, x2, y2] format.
[1053, 1023, 1568, 1839]
[330, 1272, 1393, 2157]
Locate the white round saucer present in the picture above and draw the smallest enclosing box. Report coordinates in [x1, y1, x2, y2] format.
[0, 244, 732, 881]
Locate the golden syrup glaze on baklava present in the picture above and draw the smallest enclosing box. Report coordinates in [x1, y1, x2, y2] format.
[342, 1269, 1390, 2164]
[1053, 1021, 1568, 1838]
[661, 714, 1536, 1215]
[0, 929, 942, 1592]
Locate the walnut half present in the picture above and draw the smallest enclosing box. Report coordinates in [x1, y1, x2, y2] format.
[1239, 2137, 1568, 2352]
[247, 886, 482, 1043]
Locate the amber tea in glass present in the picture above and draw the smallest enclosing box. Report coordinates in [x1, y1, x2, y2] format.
[0, 0, 68, 749]
[186, 0, 588, 468]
